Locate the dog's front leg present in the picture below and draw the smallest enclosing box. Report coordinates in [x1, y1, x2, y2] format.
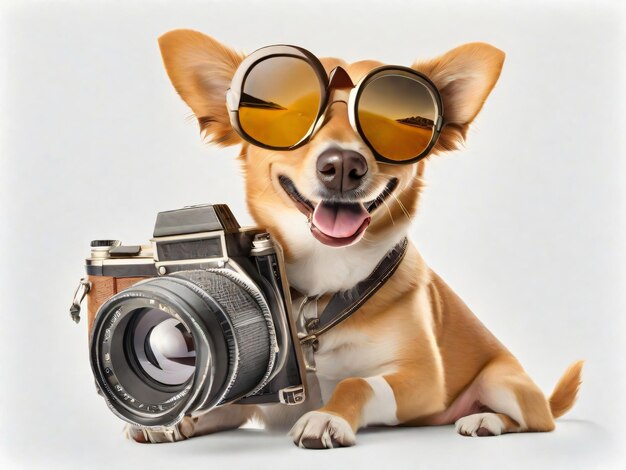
[290, 370, 445, 449]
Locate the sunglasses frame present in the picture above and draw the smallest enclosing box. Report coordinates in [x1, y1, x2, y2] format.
[226, 45, 444, 165]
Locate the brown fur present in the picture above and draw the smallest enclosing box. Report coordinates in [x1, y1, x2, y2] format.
[549, 360, 585, 419]
[136, 30, 585, 448]
[159, 30, 245, 146]
[321, 378, 374, 431]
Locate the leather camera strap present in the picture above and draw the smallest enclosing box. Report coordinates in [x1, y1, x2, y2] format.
[299, 237, 408, 347]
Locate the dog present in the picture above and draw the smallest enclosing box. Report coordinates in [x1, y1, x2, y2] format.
[125, 29, 583, 448]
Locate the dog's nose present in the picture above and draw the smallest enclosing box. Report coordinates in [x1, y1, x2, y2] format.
[316, 148, 368, 194]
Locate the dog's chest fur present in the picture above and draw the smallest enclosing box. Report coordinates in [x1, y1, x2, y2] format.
[313, 327, 399, 401]
[284, 235, 406, 401]
[285, 291, 400, 403]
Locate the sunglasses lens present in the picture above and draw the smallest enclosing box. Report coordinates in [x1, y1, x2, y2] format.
[239, 56, 322, 148]
[357, 73, 439, 162]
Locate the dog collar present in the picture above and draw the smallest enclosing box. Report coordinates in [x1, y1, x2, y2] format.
[296, 237, 409, 350]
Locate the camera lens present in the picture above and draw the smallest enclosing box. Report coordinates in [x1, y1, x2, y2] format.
[90, 269, 277, 428]
[129, 308, 196, 386]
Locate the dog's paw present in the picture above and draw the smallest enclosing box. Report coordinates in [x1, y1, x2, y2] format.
[123, 417, 195, 444]
[455, 412, 504, 437]
[289, 411, 356, 449]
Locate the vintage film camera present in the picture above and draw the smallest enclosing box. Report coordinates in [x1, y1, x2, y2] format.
[71, 204, 306, 428]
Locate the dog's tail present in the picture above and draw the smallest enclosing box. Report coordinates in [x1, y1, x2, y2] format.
[548, 360, 584, 419]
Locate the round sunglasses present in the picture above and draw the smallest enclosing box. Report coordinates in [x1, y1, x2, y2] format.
[226, 45, 444, 165]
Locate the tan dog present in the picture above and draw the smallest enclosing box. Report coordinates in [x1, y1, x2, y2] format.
[125, 29, 583, 448]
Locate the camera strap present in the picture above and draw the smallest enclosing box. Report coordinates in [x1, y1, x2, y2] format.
[297, 237, 408, 349]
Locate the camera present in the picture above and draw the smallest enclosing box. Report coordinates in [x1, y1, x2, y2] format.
[73, 204, 306, 428]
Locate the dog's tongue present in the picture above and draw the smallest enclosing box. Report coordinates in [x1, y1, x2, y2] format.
[312, 201, 371, 239]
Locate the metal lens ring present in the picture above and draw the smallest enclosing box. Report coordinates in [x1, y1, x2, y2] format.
[90, 278, 229, 428]
[90, 269, 278, 428]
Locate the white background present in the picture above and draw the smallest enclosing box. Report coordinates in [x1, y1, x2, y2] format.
[0, 0, 624, 468]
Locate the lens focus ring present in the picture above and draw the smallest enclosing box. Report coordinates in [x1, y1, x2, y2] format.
[172, 269, 276, 400]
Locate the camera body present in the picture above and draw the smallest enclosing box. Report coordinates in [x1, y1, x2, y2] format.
[83, 204, 306, 427]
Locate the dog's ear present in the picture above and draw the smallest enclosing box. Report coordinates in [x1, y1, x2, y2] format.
[413, 43, 505, 153]
[159, 29, 245, 146]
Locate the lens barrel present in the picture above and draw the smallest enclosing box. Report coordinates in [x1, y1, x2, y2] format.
[90, 269, 276, 427]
